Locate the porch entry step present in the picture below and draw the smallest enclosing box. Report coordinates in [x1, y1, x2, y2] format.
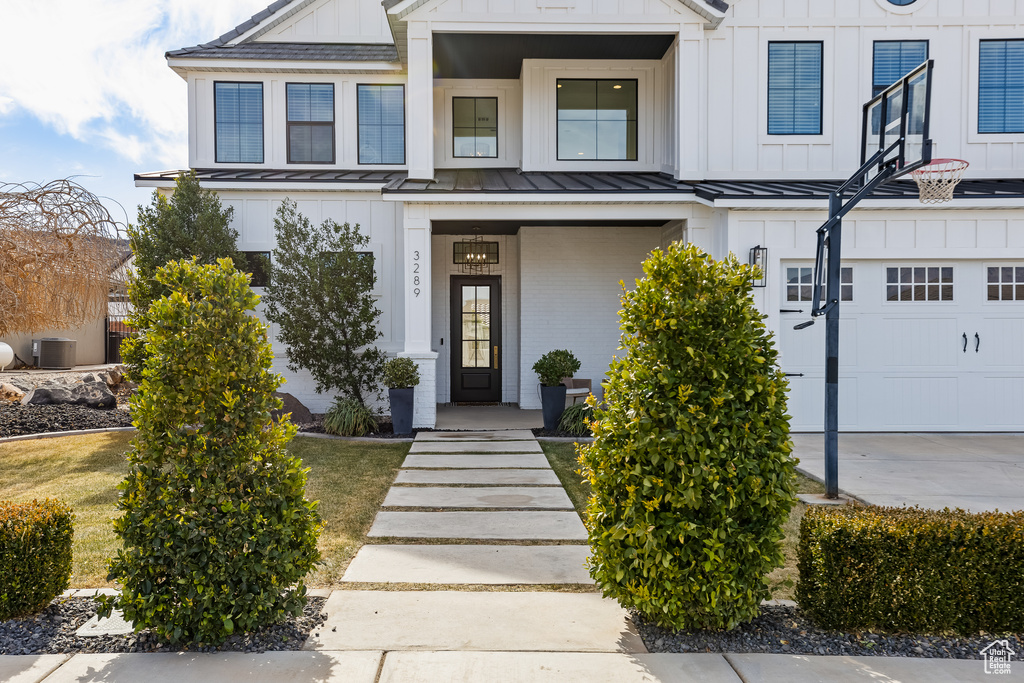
[340, 545, 592, 584]
[394, 468, 560, 485]
[367, 511, 588, 540]
[305, 591, 645, 653]
[415, 430, 536, 441]
[382, 486, 573, 510]
[402, 454, 549, 469]
[409, 441, 543, 454]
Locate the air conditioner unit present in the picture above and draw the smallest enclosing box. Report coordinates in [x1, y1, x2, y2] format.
[38, 338, 76, 370]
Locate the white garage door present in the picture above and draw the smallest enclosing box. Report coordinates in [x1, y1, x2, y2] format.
[780, 261, 1024, 431]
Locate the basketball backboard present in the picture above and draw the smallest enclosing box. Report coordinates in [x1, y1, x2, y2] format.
[861, 60, 934, 180]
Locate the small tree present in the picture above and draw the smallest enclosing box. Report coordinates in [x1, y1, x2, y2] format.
[578, 243, 796, 631]
[100, 258, 321, 645]
[262, 199, 385, 405]
[122, 171, 242, 378]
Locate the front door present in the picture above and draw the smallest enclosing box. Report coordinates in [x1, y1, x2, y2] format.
[451, 276, 501, 402]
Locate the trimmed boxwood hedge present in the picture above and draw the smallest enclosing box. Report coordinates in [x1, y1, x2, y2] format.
[0, 499, 74, 620]
[797, 505, 1024, 634]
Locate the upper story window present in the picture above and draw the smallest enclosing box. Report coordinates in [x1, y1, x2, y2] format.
[873, 41, 928, 96]
[556, 79, 637, 161]
[767, 42, 822, 136]
[979, 39, 1024, 134]
[287, 84, 334, 164]
[357, 84, 405, 165]
[215, 82, 263, 164]
[453, 97, 498, 158]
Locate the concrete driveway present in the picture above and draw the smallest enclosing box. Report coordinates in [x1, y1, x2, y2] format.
[792, 433, 1024, 512]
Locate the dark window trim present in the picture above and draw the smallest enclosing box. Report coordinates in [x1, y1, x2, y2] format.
[286, 82, 336, 165]
[240, 251, 271, 288]
[214, 81, 265, 164]
[978, 38, 1024, 135]
[555, 78, 639, 162]
[356, 83, 407, 166]
[767, 41, 824, 136]
[452, 96, 499, 159]
[872, 40, 929, 97]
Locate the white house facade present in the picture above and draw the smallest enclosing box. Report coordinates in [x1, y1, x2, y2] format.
[138, 0, 1024, 431]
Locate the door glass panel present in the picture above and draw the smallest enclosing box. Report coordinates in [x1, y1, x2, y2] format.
[461, 285, 491, 368]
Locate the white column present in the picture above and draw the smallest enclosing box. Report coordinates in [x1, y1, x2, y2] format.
[406, 22, 434, 181]
[400, 204, 437, 428]
[675, 28, 702, 181]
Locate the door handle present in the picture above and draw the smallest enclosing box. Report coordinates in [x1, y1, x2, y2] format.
[493, 346, 499, 370]
[975, 333, 980, 353]
[962, 333, 968, 353]
[780, 309, 804, 314]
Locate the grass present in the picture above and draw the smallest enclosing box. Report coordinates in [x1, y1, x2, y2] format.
[0, 432, 409, 588]
[540, 440, 825, 601]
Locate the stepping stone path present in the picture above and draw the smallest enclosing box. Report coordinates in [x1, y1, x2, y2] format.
[308, 430, 646, 654]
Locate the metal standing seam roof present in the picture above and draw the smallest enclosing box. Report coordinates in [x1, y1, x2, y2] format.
[383, 169, 694, 193]
[134, 169, 406, 184]
[689, 178, 1024, 201]
[166, 42, 400, 62]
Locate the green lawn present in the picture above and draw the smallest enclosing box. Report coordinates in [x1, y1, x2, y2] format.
[0, 432, 409, 588]
[541, 440, 823, 601]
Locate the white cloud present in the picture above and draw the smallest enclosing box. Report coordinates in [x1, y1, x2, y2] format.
[0, 0, 270, 167]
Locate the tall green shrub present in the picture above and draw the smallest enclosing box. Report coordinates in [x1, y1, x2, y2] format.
[578, 243, 796, 631]
[0, 499, 74, 620]
[100, 258, 321, 645]
[261, 199, 385, 405]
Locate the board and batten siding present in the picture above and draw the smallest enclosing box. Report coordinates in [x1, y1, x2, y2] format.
[432, 79, 524, 170]
[251, 0, 393, 44]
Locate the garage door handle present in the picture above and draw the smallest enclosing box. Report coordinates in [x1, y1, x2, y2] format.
[962, 333, 968, 353]
[780, 309, 804, 313]
[975, 333, 980, 353]
[784, 373, 805, 377]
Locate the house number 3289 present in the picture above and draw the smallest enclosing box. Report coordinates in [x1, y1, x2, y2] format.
[412, 250, 421, 297]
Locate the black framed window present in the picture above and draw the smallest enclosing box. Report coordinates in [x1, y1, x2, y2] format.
[357, 84, 405, 164]
[768, 42, 823, 135]
[215, 82, 263, 163]
[239, 251, 271, 288]
[287, 83, 334, 163]
[979, 39, 1024, 134]
[453, 97, 498, 158]
[873, 41, 928, 96]
[556, 79, 637, 161]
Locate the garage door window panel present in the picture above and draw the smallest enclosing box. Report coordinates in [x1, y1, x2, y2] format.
[886, 266, 953, 302]
[988, 265, 1024, 301]
[786, 266, 853, 302]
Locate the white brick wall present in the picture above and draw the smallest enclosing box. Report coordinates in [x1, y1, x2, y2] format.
[518, 226, 663, 409]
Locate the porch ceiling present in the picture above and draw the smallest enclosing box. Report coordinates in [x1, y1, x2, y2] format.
[432, 33, 676, 79]
[431, 219, 670, 235]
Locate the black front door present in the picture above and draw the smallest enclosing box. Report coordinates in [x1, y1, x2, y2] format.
[451, 276, 501, 403]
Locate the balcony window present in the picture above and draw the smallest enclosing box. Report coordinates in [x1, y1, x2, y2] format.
[215, 82, 263, 163]
[287, 83, 334, 163]
[556, 79, 637, 161]
[453, 97, 498, 158]
[358, 84, 405, 164]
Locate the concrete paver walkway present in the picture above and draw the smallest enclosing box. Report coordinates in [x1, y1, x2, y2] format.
[793, 433, 1024, 511]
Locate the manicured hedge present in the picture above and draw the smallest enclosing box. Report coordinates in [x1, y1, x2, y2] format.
[797, 505, 1024, 634]
[0, 499, 74, 620]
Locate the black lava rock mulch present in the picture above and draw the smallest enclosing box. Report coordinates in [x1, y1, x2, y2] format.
[0, 403, 134, 439]
[637, 605, 1023, 659]
[0, 596, 326, 655]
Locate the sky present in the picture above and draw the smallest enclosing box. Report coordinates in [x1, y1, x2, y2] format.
[0, 0, 270, 228]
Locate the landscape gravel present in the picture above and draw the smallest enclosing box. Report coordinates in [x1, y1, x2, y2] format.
[0, 403, 133, 438]
[637, 605, 1023, 659]
[0, 596, 327, 655]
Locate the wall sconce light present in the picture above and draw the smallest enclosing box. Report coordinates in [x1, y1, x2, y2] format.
[749, 245, 767, 288]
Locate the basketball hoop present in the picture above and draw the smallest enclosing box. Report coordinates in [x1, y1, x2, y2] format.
[910, 158, 969, 204]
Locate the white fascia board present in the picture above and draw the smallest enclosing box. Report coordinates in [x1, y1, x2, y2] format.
[390, 0, 723, 25]
[383, 192, 712, 206]
[717, 198, 1024, 211]
[167, 58, 402, 75]
[135, 179, 390, 192]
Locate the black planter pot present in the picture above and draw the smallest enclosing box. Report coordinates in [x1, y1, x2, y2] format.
[389, 387, 415, 435]
[540, 384, 567, 431]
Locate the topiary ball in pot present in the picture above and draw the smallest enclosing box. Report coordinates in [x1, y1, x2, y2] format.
[578, 243, 796, 631]
[383, 357, 420, 435]
[99, 257, 322, 646]
[533, 349, 581, 431]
